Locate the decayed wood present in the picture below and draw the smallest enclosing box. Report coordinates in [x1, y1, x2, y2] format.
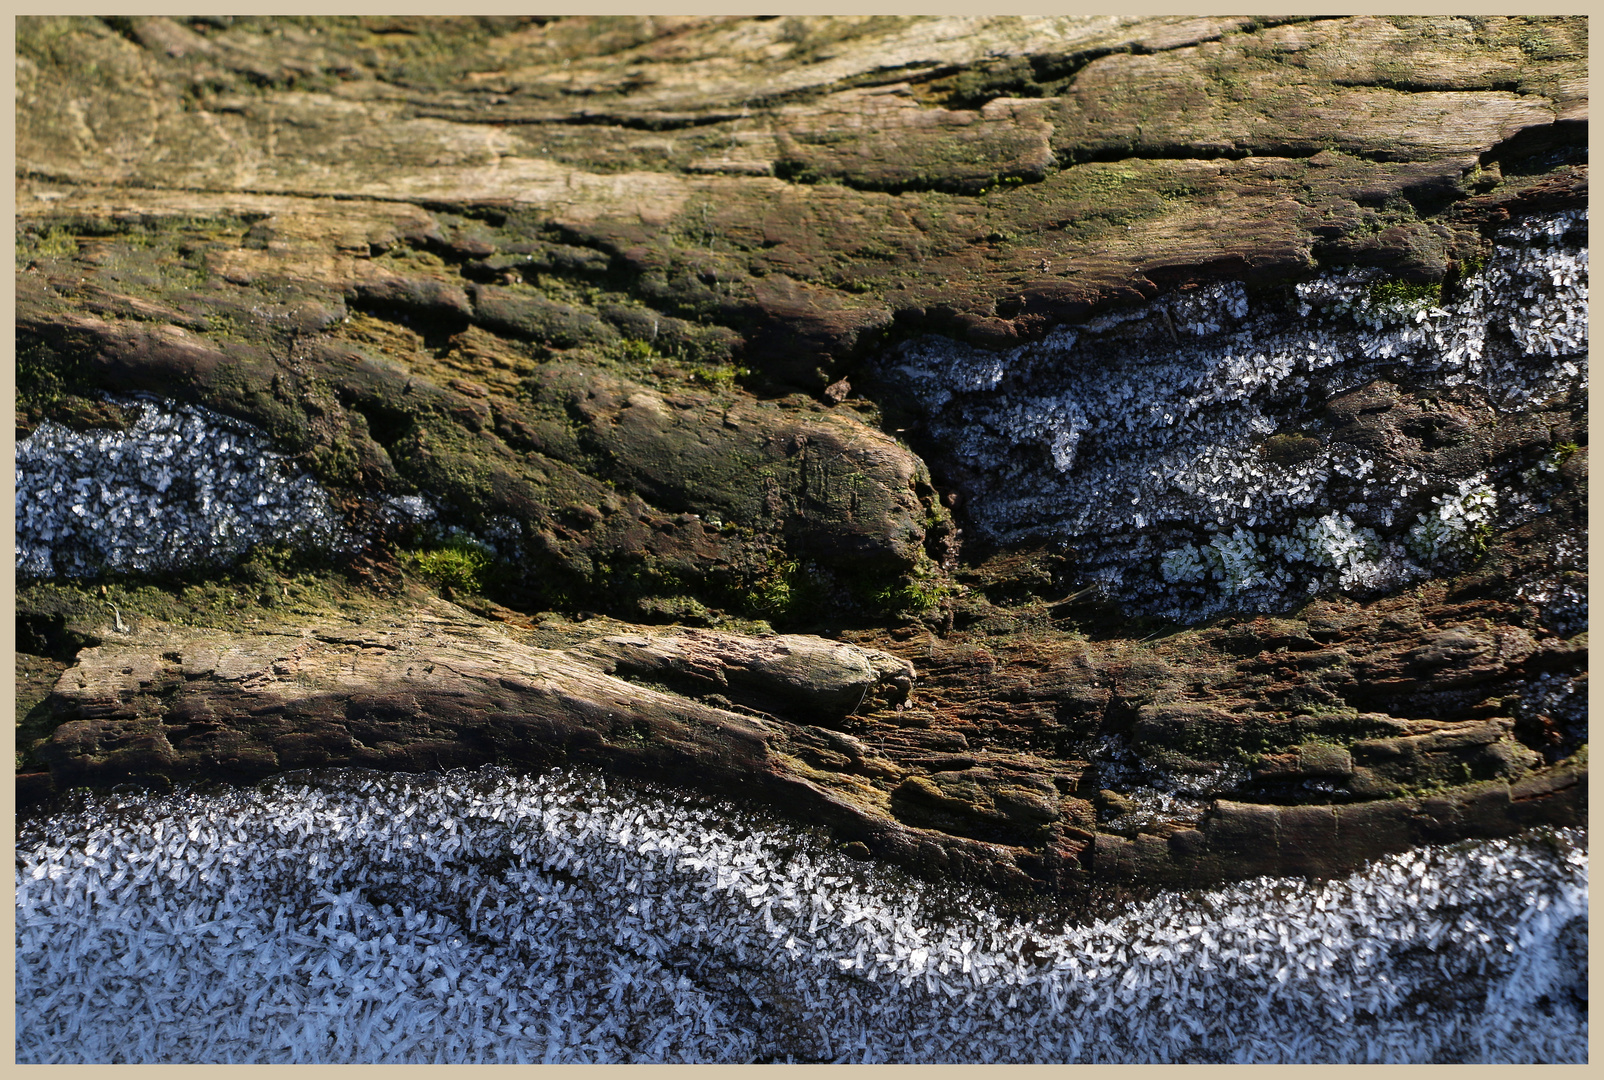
[14, 16, 1588, 897]
[30, 597, 1585, 896]
[32, 599, 1084, 892]
[568, 628, 914, 719]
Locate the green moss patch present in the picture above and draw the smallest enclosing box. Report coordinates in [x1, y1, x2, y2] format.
[405, 535, 494, 594]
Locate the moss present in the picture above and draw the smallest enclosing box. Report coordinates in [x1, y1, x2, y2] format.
[1452, 250, 1488, 284]
[15, 542, 365, 646]
[609, 338, 659, 364]
[16, 339, 78, 414]
[595, 557, 690, 611]
[608, 717, 656, 748]
[1388, 763, 1482, 800]
[1365, 278, 1442, 307]
[1517, 28, 1561, 58]
[745, 557, 805, 619]
[686, 363, 750, 389]
[303, 438, 368, 489]
[865, 557, 951, 618]
[17, 224, 78, 260]
[403, 535, 493, 594]
[735, 553, 957, 628]
[1142, 708, 1398, 763]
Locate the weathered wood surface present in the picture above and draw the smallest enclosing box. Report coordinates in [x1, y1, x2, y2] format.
[16, 16, 1587, 899]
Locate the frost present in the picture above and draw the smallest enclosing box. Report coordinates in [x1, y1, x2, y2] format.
[16, 396, 346, 578]
[14, 767, 1588, 1064]
[1207, 527, 1271, 596]
[1160, 544, 1207, 585]
[1405, 475, 1498, 564]
[886, 210, 1587, 620]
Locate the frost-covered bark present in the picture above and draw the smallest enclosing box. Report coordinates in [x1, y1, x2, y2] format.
[888, 209, 1586, 620]
[14, 15, 1588, 911]
[16, 769, 1588, 1063]
[16, 397, 347, 579]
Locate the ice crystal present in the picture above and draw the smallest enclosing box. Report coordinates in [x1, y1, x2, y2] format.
[887, 211, 1587, 620]
[14, 767, 1588, 1064]
[16, 396, 345, 578]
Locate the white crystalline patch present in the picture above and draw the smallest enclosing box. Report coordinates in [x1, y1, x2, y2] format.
[15, 767, 1588, 1064]
[16, 397, 345, 578]
[890, 210, 1587, 620]
[1405, 473, 1499, 563]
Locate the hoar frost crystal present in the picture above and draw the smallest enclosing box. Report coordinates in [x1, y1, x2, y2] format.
[16, 396, 345, 578]
[14, 768, 1587, 1064]
[890, 210, 1586, 620]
